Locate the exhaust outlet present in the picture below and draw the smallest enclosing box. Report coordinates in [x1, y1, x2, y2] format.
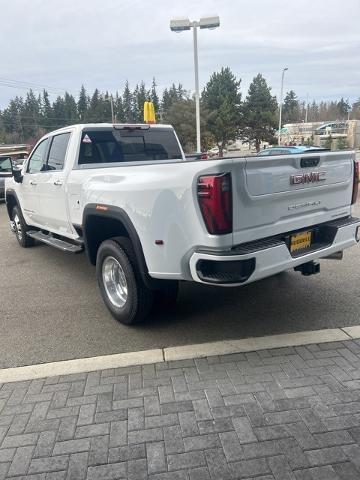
[323, 251, 343, 261]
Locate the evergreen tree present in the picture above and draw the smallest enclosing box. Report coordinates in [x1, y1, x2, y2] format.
[240, 73, 278, 151]
[63, 92, 78, 123]
[150, 77, 160, 120]
[123, 81, 133, 122]
[161, 83, 187, 118]
[114, 92, 125, 122]
[100, 92, 112, 123]
[52, 96, 67, 129]
[337, 98, 350, 118]
[86, 89, 102, 122]
[78, 85, 88, 121]
[135, 82, 148, 122]
[1, 96, 24, 141]
[132, 84, 141, 122]
[202, 67, 242, 155]
[282, 90, 300, 124]
[40, 90, 52, 129]
[22, 89, 41, 139]
[308, 101, 319, 122]
[161, 88, 172, 116]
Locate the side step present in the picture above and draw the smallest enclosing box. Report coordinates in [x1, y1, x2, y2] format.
[26, 230, 84, 253]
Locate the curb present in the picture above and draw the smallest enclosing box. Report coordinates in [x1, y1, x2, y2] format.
[0, 326, 358, 383]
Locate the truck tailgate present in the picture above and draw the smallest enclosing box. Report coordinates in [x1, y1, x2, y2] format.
[231, 151, 355, 245]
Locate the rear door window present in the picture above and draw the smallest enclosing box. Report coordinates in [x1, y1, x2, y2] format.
[47, 133, 71, 171]
[78, 128, 182, 165]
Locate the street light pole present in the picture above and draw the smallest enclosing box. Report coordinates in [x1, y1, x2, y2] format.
[192, 23, 201, 153]
[170, 16, 220, 153]
[278, 67, 288, 145]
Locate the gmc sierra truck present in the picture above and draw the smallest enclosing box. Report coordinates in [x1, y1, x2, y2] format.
[2, 123, 360, 324]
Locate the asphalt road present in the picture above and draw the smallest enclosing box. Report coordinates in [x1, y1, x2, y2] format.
[0, 202, 360, 369]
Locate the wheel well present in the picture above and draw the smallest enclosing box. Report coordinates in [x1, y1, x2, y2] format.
[84, 215, 129, 265]
[83, 207, 159, 289]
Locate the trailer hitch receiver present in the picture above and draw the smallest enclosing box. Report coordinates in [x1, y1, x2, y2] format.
[294, 261, 320, 276]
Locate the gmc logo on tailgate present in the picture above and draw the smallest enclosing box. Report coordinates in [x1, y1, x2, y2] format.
[290, 171, 326, 185]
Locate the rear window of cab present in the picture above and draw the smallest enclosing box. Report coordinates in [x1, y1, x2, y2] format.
[78, 128, 182, 165]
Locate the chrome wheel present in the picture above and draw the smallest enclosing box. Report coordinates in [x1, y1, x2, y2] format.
[102, 256, 128, 308]
[13, 213, 23, 241]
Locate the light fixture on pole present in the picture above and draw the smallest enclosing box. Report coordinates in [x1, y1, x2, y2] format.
[170, 16, 220, 153]
[278, 67, 288, 145]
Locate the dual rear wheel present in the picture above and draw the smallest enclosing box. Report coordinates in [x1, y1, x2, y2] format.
[96, 237, 178, 325]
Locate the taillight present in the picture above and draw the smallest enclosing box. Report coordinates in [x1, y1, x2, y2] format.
[352, 161, 359, 205]
[197, 173, 232, 234]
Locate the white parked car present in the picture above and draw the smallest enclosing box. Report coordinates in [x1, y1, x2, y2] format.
[208, 146, 227, 157]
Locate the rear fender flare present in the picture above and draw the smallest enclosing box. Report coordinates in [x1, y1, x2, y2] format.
[82, 204, 157, 288]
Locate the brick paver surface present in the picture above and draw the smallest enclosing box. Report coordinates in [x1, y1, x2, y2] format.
[2, 339, 360, 478]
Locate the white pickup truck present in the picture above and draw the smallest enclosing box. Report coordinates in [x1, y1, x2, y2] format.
[2, 123, 360, 324]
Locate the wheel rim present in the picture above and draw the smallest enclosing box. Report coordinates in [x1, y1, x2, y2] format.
[102, 256, 128, 308]
[14, 214, 22, 241]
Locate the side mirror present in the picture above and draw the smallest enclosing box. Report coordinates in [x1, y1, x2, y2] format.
[13, 167, 23, 183]
[0, 156, 23, 183]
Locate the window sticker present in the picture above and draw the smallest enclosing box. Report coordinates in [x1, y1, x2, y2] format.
[82, 134, 92, 143]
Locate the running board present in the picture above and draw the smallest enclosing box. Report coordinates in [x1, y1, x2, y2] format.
[26, 231, 84, 253]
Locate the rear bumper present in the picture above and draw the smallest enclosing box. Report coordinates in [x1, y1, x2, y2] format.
[189, 216, 360, 286]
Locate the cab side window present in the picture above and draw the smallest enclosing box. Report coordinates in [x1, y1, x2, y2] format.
[27, 139, 49, 174]
[47, 133, 71, 171]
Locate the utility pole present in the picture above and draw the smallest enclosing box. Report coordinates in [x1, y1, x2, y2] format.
[110, 95, 115, 123]
[305, 93, 309, 123]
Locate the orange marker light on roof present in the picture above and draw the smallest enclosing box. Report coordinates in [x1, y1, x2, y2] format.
[96, 205, 108, 211]
[144, 101, 156, 124]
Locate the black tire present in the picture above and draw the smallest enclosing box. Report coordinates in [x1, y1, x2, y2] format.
[153, 281, 179, 312]
[96, 237, 153, 325]
[12, 205, 35, 248]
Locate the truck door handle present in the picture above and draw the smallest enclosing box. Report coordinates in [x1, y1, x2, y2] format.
[54, 180, 63, 186]
[29, 180, 37, 186]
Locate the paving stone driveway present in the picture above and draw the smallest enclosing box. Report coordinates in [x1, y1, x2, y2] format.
[2, 339, 360, 479]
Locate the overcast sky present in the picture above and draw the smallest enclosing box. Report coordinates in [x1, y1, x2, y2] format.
[0, 0, 359, 108]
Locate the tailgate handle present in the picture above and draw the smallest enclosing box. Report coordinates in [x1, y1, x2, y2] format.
[301, 156, 320, 168]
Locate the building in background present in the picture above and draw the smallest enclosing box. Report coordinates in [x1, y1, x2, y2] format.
[281, 120, 360, 149]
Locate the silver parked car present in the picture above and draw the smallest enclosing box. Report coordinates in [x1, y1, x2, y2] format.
[0, 156, 13, 201]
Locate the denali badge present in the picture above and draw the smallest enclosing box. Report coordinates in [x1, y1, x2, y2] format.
[288, 201, 321, 210]
[290, 171, 326, 185]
